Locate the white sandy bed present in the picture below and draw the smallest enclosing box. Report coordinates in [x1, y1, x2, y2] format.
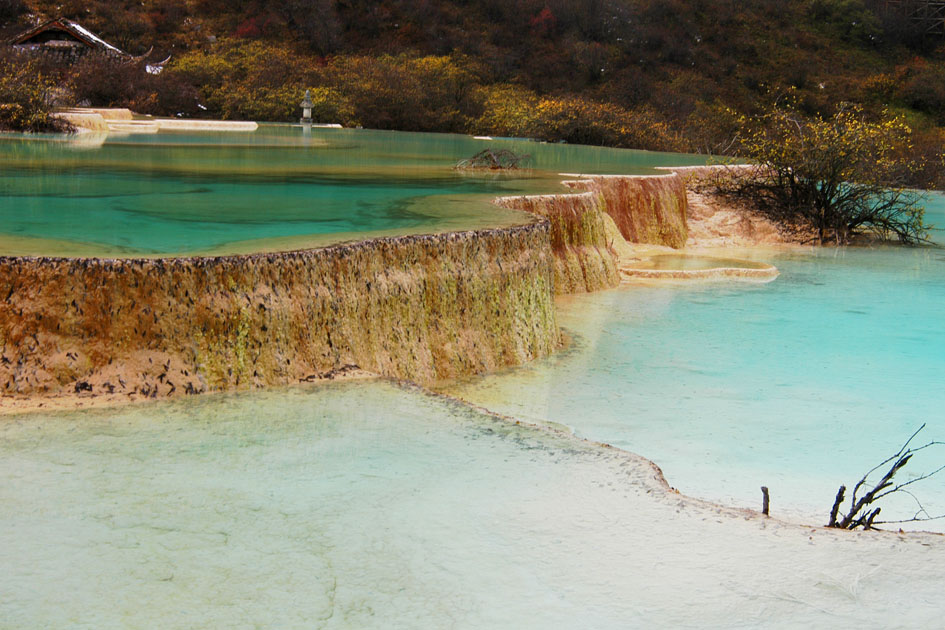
[1, 381, 942, 628]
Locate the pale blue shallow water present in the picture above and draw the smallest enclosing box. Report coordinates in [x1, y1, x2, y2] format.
[4, 381, 945, 628]
[449, 195, 945, 529]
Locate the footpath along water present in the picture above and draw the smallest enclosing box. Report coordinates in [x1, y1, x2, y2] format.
[447, 195, 945, 531]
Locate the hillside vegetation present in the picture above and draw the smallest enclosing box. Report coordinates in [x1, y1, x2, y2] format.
[2, 0, 945, 165]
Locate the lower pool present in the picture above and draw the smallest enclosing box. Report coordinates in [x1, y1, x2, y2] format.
[3, 381, 944, 628]
[448, 215, 945, 530]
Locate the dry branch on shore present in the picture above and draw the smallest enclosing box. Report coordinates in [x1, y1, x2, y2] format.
[828, 424, 945, 530]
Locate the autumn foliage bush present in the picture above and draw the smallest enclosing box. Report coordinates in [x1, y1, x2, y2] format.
[476, 84, 681, 150]
[0, 53, 70, 132]
[722, 98, 929, 244]
[68, 55, 200, 116]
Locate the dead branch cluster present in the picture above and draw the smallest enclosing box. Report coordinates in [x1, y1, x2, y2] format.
[828, 424, 945, 530]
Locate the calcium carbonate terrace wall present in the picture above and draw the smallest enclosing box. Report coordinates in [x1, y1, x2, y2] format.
[0, 171, 690, 401]
[566, 174, 689, 248]
[496, 190, 620, 294]
[0, 224, 558, 397]
[498, 173, 689, 294]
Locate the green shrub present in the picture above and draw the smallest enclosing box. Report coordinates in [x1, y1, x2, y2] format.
[900, 65, 945, 122]
[808, 0, 882, 44]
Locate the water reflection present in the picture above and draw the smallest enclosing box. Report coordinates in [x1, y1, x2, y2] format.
[0, 126, 706, 257]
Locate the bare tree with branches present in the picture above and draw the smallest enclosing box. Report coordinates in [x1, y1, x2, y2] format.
[828, 424, 945, 530]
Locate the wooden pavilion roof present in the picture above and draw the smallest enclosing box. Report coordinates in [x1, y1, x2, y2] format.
[9, 18, 129, 57]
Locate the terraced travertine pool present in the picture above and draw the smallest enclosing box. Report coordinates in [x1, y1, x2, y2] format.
[0, 125, 704, 256]
[632, 253, 770, 270]
[3, 126, 945, 626]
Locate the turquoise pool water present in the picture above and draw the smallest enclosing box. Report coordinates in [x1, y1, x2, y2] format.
[5, 126, 945, 622]
[3, 381, 944, 628]
[0, 126, 705, 257]
[448, 196, 945, 530]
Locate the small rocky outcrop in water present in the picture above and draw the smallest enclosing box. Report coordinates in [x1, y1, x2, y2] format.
[455, 149, 531, 170]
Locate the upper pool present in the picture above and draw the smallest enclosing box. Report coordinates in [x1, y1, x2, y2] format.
[0, 125, 705, 258]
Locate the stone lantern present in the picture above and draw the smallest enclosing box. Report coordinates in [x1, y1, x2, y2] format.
[300, 89, 313, 124]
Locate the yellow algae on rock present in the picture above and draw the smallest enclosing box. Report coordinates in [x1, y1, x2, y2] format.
[497, 191, 620, 294]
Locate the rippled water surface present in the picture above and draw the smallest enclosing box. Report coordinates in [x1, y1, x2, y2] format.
[0, 126, 705, 256]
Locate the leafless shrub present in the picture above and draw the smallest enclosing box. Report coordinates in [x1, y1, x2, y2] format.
[828, 424, 945, 530]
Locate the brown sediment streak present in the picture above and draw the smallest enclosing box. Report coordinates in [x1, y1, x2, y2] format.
[0, 170, 693, 404]
[497, 172, 691, 294]
[496, 190, 620, 294]
[562, 174, 689, 249]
